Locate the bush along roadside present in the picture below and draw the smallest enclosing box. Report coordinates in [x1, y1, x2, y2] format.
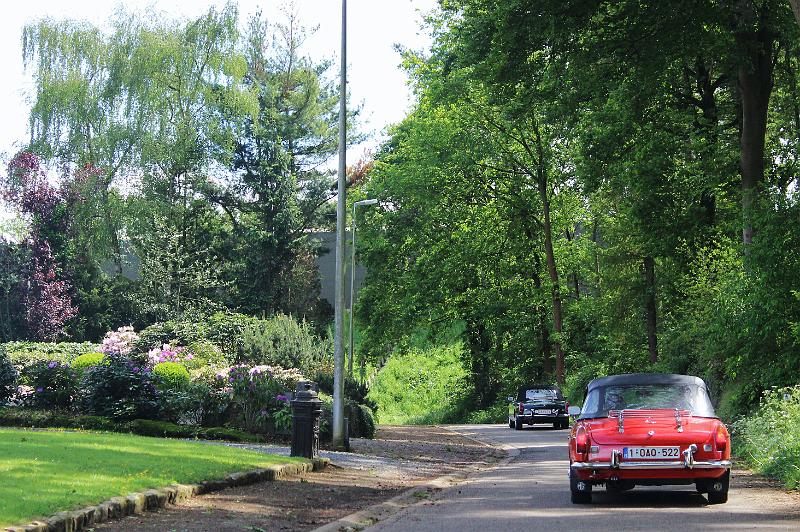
[732, 385, 800, 489]
[1, 318, 376, 442]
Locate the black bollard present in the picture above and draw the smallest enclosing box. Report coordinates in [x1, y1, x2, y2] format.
[290, 381, 322, 459]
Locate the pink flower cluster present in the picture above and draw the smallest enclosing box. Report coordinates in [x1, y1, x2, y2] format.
[100, 326, 139, 356]
[147, 344, 194, 366]
[215, 365, 304, 388]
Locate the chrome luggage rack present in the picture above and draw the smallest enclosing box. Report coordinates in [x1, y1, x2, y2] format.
[608, 409, 693, 434]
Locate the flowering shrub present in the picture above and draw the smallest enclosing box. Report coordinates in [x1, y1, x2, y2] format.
[216, 364, 303, 433]
[215, 365, 304, 389]
[79, 353, 160, 421]
[100, 326, 139, 356]
[22, 360, 77, 410]
[273, 401, 292, 433]
[7, 384, 34, 407]
[147, 344, 194, 366]
[0, 347, 17, 404]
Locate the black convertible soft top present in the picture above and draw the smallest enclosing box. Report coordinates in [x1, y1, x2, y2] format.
[586, 373, 708, 391]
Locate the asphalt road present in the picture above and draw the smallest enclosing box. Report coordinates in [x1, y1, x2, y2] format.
[371, 424, 800, 531]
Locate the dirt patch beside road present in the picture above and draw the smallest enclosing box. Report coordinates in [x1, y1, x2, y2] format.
[93, 425, 504, 532]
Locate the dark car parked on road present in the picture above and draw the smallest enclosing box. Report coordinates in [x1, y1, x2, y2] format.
[508, 384, 570, 430]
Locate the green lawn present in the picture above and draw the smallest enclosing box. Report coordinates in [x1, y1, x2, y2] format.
[0, 428, 302, 527]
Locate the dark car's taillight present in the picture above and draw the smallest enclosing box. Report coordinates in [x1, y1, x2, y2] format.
[565, 401, 570, 412]
[715, 424, 728, 452]
[518, 402, 524, 413]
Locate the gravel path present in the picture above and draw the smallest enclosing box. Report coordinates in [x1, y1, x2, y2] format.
[92, 426, 501, 532]
[190, 439, 436, 478]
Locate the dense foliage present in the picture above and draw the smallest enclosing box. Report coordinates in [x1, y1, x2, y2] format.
[0, 312, 373, 440]
[240, 314, 332, 373]
[152, 362, 191, 389]
[79, 354, 160, 421]
[0, 4, 359, 342]
[0, 347, 16, 403]
[2, 342, 97, 369]
[21, 360, 77, 410]
[69, 352, 105, 372]
[357, 0, 800, 420]
[368, 338, 468, 424]
[734, 386, 800, 488]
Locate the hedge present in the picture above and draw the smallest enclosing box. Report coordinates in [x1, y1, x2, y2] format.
[0, 408, 262, 443]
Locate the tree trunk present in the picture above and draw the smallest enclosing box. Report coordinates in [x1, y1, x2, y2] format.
[532, 251, 553, 376]
[643, 256, 658, 364]
[735, 3, 775, 244]
[466, 320, 494, 408]
[538, 178, 565, 385]
[693, 57, 720, 227]
[790, 0, 800, 28]
[592, 218, 601, 293]
[565, 229, 581, 300]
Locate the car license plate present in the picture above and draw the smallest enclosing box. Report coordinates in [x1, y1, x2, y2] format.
[623, 446, 680, 459]
[534, 409, 552, 415]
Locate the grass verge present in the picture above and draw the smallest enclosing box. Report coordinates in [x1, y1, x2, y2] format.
[0, 428, 302, 527]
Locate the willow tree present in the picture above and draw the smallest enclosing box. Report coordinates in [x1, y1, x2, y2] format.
[23, 14, 144, 272]
[23, 4, 259, 320]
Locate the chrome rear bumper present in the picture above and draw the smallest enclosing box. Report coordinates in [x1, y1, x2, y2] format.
[571, 459, 731, 470]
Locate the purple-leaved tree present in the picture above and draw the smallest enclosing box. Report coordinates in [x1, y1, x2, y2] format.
[3, 152, 78, 340]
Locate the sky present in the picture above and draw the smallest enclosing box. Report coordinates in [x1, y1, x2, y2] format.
[0, 0, 438, 229]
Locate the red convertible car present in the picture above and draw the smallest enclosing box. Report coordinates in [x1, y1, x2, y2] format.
[568, 373, 731, 504]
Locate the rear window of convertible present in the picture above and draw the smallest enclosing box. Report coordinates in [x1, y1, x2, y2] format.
[580, 383, 716, 418]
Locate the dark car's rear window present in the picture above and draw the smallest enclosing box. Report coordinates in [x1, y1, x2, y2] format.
[518, 388, 563, 401]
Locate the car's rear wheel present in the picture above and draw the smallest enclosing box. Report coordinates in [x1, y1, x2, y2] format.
[552, 421, 560, 429]
[706, 470, 729, 504]
[570, 468, 592, 504]
[514, 416, 523, 430]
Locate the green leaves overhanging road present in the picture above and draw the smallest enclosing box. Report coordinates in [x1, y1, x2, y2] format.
[356, 0, 800, 416]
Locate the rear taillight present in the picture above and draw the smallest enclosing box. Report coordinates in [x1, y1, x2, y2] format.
[575, 427, 589, 457]
[565, 401, 570, 412]
[715, 424, 728, 452]
[518, 402, 524, 413]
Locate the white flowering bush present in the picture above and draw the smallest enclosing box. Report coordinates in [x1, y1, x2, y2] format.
[100, 326, 139, 356]
[147, 344, 195, 366]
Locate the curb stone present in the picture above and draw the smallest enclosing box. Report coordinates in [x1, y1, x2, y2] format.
[4, 458, 329, 532]
[311, 426, 515, 532]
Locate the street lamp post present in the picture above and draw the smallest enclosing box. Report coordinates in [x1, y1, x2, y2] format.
[348, 198, 378, 376]
[332, 0, 347, 450]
